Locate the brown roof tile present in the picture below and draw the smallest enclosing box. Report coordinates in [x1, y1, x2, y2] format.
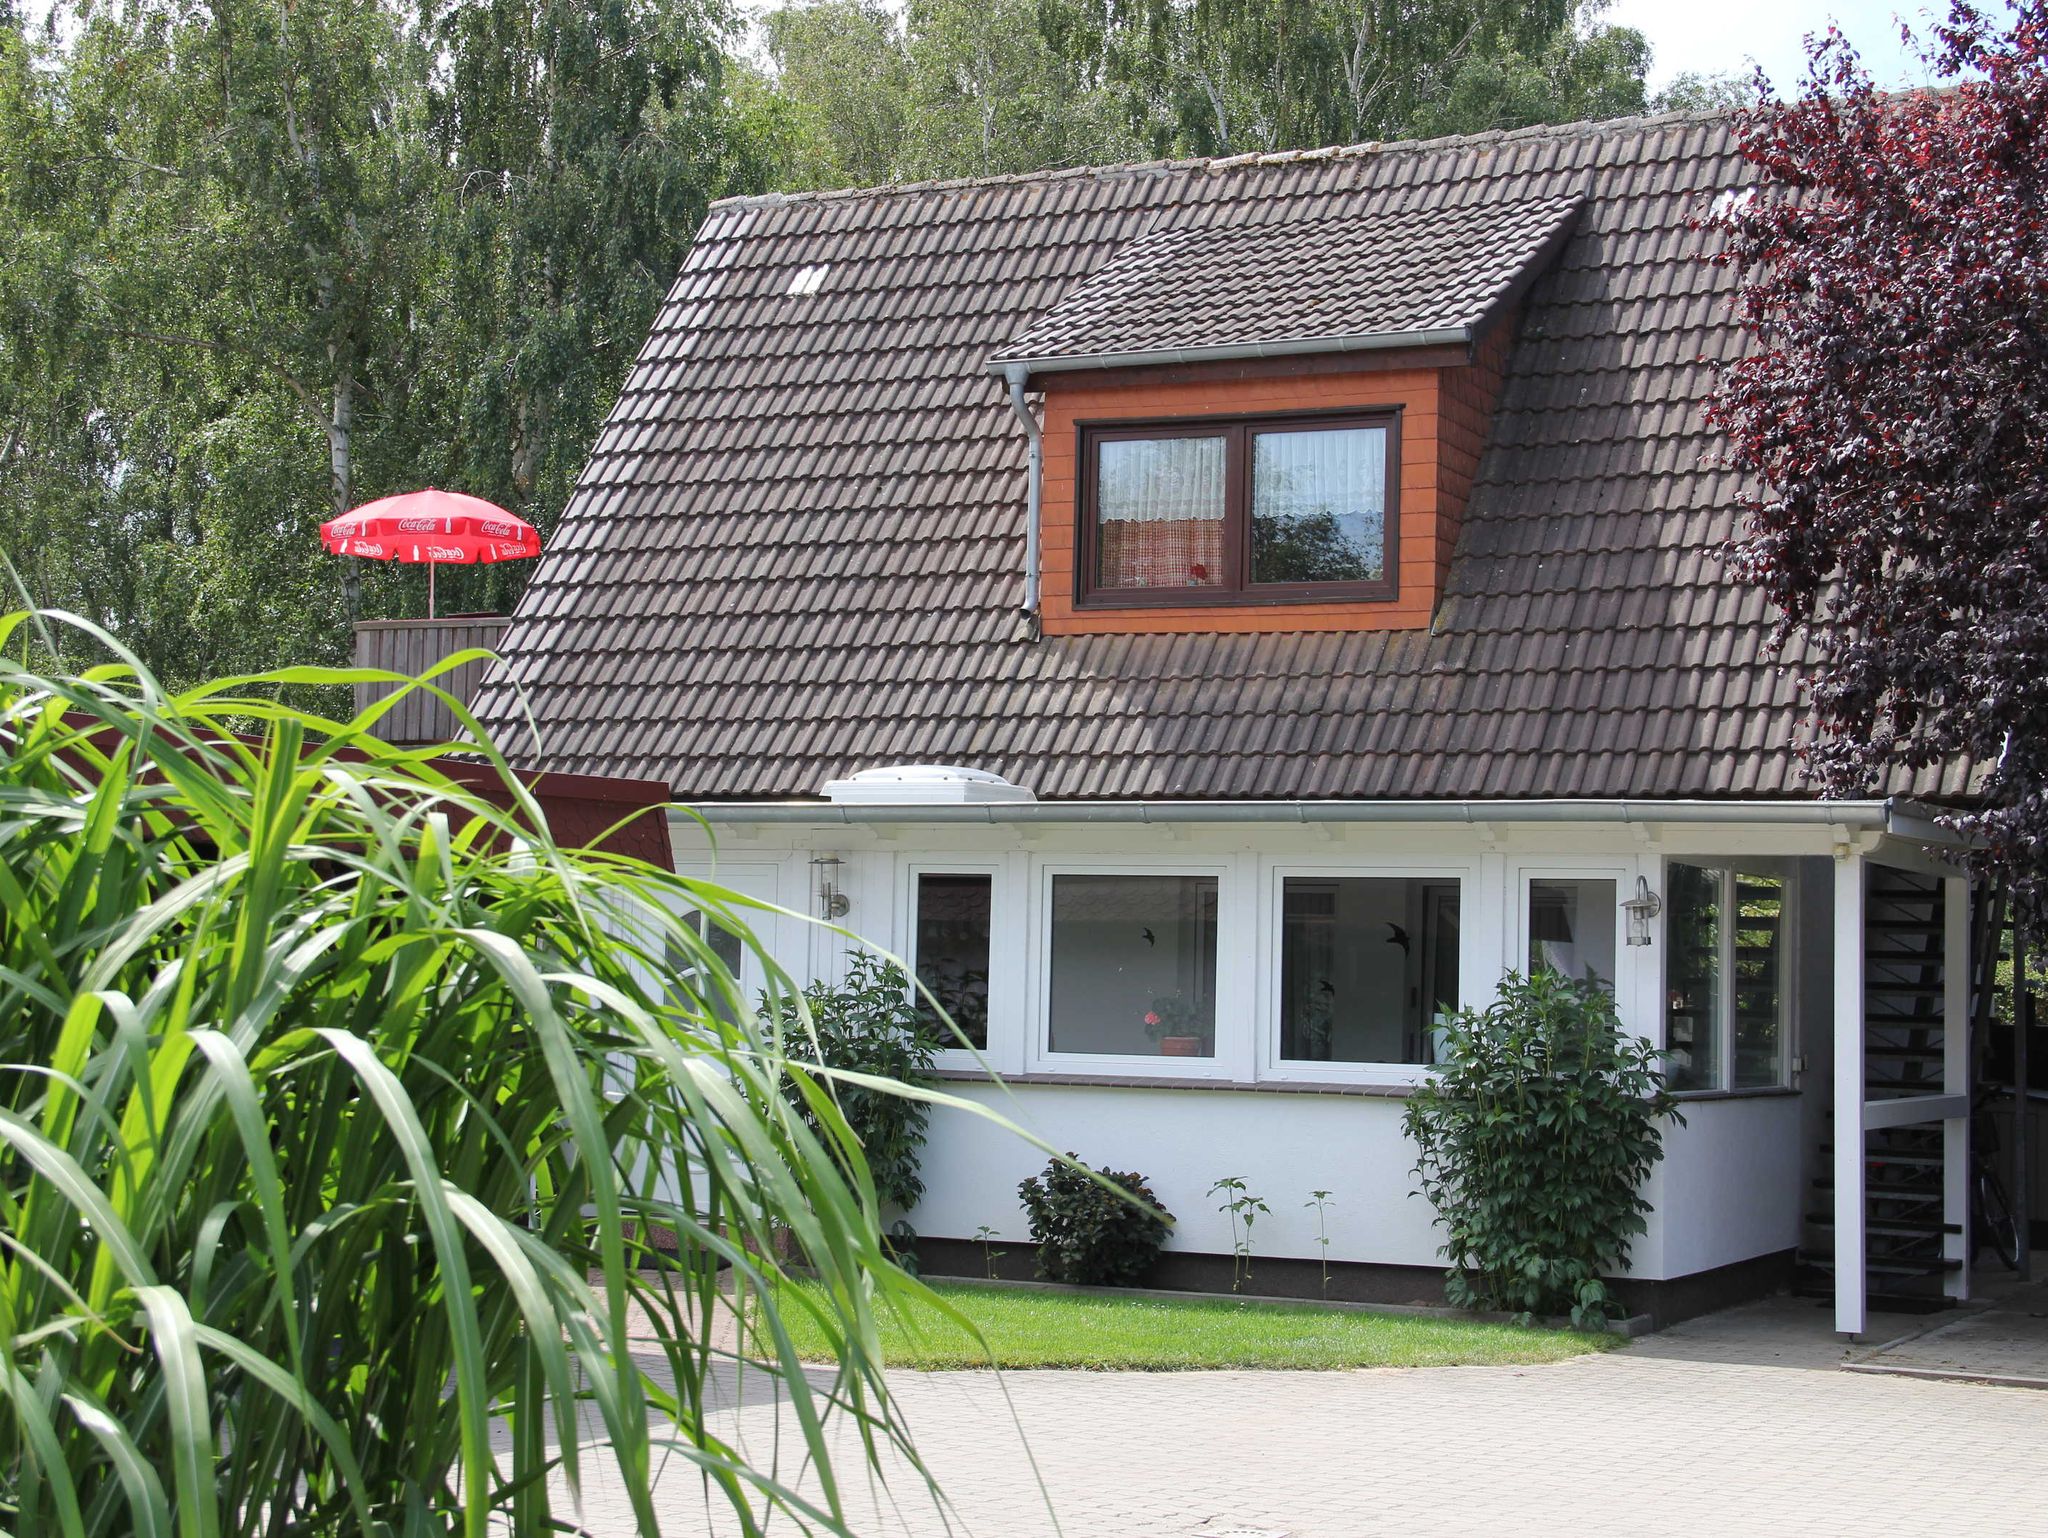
[473, 114, 1963, 803]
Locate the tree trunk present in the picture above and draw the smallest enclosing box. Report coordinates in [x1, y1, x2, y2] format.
[328, 366, 357, 619]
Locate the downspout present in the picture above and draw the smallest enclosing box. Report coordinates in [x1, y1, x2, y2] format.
[1002, 362, 1042, 635]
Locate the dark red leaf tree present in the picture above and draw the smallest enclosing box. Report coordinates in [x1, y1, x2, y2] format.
[1708, 2, 2048, 918]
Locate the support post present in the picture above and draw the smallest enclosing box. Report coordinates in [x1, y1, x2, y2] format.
[2017, 920, 2033, 1283]
[1944, 876, 1971, 1299]
[1833, 852, 1867, 1337]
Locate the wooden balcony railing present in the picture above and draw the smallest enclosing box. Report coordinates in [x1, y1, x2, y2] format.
[351, 615, 509, 745]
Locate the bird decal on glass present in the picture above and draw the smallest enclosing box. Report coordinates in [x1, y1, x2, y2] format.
[1384, 922, 1411, 955]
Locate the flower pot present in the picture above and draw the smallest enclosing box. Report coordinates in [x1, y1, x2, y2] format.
[1158, 1035, 1203, 1057]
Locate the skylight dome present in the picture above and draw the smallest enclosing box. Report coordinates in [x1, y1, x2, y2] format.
[820, 765, 1037, 805]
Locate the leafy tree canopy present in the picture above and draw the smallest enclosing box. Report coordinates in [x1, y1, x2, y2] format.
[1, 1, 765, 685]
[1709, 2, 2048, 918]
[759, 0, 1653, 182]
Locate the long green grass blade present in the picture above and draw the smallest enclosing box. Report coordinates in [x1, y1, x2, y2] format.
[2, 607, 966, 1536]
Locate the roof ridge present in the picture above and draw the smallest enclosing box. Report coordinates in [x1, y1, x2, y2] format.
[709, 106, 1737, 212]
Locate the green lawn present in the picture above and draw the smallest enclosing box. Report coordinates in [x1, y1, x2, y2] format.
[760, 1279, 1617, 1371]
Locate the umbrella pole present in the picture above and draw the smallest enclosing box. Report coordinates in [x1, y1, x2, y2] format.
[429, 563, 436, 620]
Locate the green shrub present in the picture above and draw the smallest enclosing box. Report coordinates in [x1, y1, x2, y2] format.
[0, 613, 936, 1536]
[785, 951, 940, 1214]
[1017, 1155, 1175, 1286]
[1402, 969, 1680, 1326]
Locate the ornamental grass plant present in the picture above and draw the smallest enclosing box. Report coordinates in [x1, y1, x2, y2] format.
[0, 609, 950, 1536]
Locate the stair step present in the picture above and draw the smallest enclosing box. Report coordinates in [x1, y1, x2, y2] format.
[1818, 1147, 1943, 1168]
[1805, 1215, 1960, 1237]
[1814, 1179, 1943, 1201]
[1794, 1252, 1962, 1278]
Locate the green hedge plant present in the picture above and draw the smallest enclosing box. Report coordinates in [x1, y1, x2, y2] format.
[1017, 1156, 1174, 1286]
[0, 611, 958, 1537]
[785, 951, 940, 1214]
[1402, 969, 1680, 1326]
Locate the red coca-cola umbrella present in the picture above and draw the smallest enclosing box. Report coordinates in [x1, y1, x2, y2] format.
[320, 487, 542, 618]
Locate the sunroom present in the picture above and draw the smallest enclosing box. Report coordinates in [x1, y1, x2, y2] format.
[672, 793, 1977, 1332]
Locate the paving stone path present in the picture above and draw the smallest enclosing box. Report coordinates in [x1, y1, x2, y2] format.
[1854, 1276, 2048, 1387]
[556, 1296, 2048, 1537]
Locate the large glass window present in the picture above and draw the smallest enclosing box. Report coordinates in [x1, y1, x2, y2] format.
[1277, 877, 1461, 1065]
[1732, 873, 1787, 1088]
[1082, 414, 1396, 605]
[912, 873, 992, 1050]
[1048, 874, 1218, 1058]
[1527, 878, 1618, 992]
[1250, 425, 1387, 585]
[1665, 864, 1723, 1090]
[1665, 863, 1788, 1092]
[1094, 435, 1227, 590]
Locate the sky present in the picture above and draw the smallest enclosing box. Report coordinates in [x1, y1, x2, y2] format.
[1604, 1, 2006, 95]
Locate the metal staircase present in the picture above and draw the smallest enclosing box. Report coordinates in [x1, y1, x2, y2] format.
[1801, 868, 1973, 1309]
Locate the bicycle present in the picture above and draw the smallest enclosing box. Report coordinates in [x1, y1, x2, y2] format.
[1972, 1083, 2023, 1271]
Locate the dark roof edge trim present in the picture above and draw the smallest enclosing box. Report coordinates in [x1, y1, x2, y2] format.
[987, 325, 1473, 379]
[678, 796, 1928, 830]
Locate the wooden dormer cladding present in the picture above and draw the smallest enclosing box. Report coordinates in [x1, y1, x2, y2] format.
[1035, 323, 1513, 637]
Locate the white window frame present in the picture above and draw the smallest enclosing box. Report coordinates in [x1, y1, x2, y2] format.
[1661, 858, 1799, 1093]
[1028, 856, 1248, 1082]
[1258, 857, 1483, 1086]
[896, 857, 1017, 1074]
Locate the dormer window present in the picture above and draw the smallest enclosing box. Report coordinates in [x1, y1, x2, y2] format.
[994, 190, 1585, 637]
[1081, 411, 1397, 606]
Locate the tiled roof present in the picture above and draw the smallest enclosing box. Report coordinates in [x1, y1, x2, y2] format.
[473, 115, 1975, 804]
[991, 190, 1585, 371]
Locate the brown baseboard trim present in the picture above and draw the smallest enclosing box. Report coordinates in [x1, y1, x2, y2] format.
[911, 1238, 1799, 1333]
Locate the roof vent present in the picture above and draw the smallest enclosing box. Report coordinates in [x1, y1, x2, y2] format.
[820, 764, 1037, 806]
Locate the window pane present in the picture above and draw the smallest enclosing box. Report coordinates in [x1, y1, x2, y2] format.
[1049, 875, 1217, 1057]
[1250, 426, 1387, 585]
[1095, 436, 1227, 590]
[1732, 874, 1785, 1088]
[1665, 864, 1723, 1090]
[1528, 879, 1618, 992]
[668, 909, 746, 1024]
[914, 873, 991, 1050]
[1278, 877, 1460, 1064]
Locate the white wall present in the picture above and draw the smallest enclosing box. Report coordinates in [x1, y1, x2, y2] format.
[1639, 1094, 1807, 1278]
[920, 1081, 1803, 1281]
[915, 1081, 1447, 1267]
[672, 815, 1837, 1281]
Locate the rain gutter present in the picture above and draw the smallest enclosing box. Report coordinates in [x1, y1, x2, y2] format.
[989, 325, 1474, 380]
[1000, 362, 1043, 622]
[684, 797, 1908, 829]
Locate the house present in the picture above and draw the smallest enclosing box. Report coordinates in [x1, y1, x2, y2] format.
[473, 111, 1992, 1333]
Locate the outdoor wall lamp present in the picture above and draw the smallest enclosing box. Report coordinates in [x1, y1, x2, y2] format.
[811, 854, 850, 920]
[1622, 875, 1662, 947]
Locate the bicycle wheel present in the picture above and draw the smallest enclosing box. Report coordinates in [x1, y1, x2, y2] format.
[1978, 1171, 2023, 1271]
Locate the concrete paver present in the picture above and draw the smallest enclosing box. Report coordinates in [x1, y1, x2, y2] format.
[557, 1294, 2048, 1536]
[1856, 1272, 2048, 1386]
